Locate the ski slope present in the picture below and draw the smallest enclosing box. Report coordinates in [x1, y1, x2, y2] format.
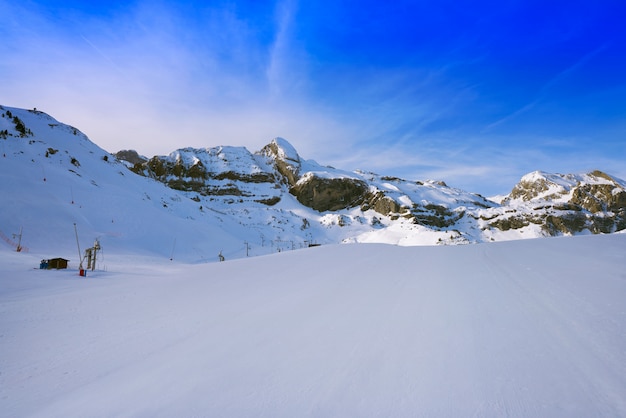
[2, 233, 626, 416]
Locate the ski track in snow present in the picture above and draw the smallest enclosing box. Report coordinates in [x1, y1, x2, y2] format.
[1, 234, 626, 416]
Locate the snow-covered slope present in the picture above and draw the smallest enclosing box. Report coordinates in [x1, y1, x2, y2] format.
[2, 234, 625, 416]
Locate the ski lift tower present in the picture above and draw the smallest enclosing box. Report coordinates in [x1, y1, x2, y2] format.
[73, 224, 102, 276]
[84, 239, 101, 271]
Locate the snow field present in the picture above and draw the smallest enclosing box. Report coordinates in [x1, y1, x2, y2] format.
[2, 233, 626, 416]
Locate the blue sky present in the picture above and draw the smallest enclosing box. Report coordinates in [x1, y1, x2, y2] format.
[2, 0, 625, 195]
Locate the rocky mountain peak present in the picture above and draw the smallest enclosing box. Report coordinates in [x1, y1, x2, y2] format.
[258, 137, 302, 186]
[506, 170, 625, 204]
[263, 137, 300, 163]
[506, 171, 570, 202]
[115, 149, 147, 166]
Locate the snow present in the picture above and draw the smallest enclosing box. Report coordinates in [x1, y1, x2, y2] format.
[2, 234, 626, 416]
[295, 170, 363, 184]
[520, 170, 556, 184]
[381, 182, 400, 192]
[271, 137, 300, 163]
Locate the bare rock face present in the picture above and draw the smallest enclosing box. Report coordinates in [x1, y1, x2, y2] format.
[259, 138, 372, 212]
[116, 150, 147, 165]
[290, 174, 368, 212]
[361, 191, 401, 215]
[571, 184, 613, 213]
[571, 183, 626, 214]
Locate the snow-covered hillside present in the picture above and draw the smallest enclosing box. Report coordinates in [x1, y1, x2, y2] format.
[0, 106, 257, 261]
[2, 234, 625, 416]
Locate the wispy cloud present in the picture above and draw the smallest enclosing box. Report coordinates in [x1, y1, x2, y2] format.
[484, 44, 607, 132]
[483, 100, 539, 132]
[266, 0, 301, 99]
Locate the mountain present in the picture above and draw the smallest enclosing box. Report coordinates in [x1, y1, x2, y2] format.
[500, 170, 626, 234]
[2, 105, 625, 261]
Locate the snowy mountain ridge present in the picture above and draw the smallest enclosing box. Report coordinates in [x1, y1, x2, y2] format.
[2, 104, 625, 261]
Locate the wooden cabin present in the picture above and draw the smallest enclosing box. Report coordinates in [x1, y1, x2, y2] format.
[47, 258, 69, 269]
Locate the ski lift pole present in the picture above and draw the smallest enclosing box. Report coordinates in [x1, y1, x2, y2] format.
[170, 238, 176, 261]
[73, 223, 84, 273]
[14, 226, 23, 252]
[17, 226, 22, 251]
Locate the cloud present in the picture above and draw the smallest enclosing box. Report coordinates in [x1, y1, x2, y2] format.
[266, 0, 301, 99]
[484, 44, 607, 132]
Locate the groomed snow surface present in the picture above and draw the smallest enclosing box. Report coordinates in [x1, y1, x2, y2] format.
[2, 234, 626, 417]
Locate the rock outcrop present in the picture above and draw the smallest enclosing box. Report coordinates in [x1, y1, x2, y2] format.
[291, 174, 368, 212]
[494, 170, 626, 235]
[115, 150, 147, 166]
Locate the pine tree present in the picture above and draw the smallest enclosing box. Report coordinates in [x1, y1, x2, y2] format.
[13, 117, 27, 137]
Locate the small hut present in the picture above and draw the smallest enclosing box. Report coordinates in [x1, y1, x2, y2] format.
[47, 258, 69, 269]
